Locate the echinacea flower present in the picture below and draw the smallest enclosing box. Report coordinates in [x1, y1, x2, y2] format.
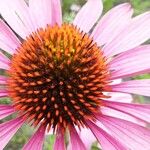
[0, 0, 150, 149]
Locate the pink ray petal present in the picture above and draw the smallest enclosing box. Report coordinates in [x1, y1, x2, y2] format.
[110, 79, 150, 96]
[92, 3, 133, 46]
[98, 115, 150, 150]
[0, 117, 24, 150]
[68, 127, 96, 150]
[29, 0, 52, 29]
[86, 120, 127, 150]
[0, 105, 15, 120]
[53, 128, 66, 150]
[109, 45, 150, 79]
[23, 125, 46, 150]
[101, 106, 146, 126]
[102, 100, 150, 124]
[0, 20, 20, 55]
[69, 126, 86, 150]
[0, 90, 8, 98]
[106, 92, 133, 103]
[0, 0, 35, 39]
[51, 0, 62, 26]
[103, 12, 150, 57]
[0, 52, 10, 70]
[73, 0, 103, 33]
[79, 128, 96, 150]
[0, 76, 8, 84]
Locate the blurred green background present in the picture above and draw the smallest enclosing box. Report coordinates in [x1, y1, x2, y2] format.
[1, 0, 150, 149]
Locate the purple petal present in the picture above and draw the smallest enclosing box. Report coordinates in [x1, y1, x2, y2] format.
[53, 128, 66, 150]
[23, 125, 46, 150]
[109, 45, 150, 79]
[0, 0, 35, 38]
[0, 117, 24, 149]
[92, 3, 133, 46]
[29, 0, 52, 29]
[98, 115, 150, 150]
[86, 120, 127, 150]
[51, 0, 62, 26]
[102, 100, 150, 124]
[0, 105, 15, 120]
[0, 52, 10, 70]
[0, 90, 8, 98]
[73, 0, 103, 33]
[0, 20, 20, 55]
[103, 12, 150, 57]
[69, 126, 86, 150]
[0, 76, 8, 84]
[110, 79, 150, 96]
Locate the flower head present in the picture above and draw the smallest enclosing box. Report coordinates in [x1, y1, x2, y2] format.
[0, 0, 150, 150]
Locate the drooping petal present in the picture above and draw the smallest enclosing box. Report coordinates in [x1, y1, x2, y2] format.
[0, 76, 8, 84]
[51, 0, 62, 26]
[53, 128, 66, 150]
[0, 0, 35, 38]
[69, 126, 86, 150]
[103, 12, 150, 57]
[23, 125, 46, 150]
[73, 0, 103, 33]
[92, 3, 133, 46]
[29, 0, 52, 29]
[0, 117, 24, 150]
[86, 120, 127, 150]
[109, 45, 150, 79]
[110, 79, 150, 96]
[0, 20, 20, 55]
[0, 90, 8, 98]
[0, 105, 15, 120]
[106, 92, 133, 103]
[98, 115, 150, 150]
[79, 128, 96, 150]
[0, 52, 10, 70]
[102, 100, 150, 124]
[101, 106, 146, 126]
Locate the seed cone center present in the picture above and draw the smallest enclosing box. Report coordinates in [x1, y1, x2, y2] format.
[8, 24, 109, 131]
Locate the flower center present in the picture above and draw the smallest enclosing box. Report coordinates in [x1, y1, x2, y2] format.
[7, 24, 109, 131]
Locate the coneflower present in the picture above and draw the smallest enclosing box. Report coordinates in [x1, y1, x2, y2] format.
[0, 0, 150, 150]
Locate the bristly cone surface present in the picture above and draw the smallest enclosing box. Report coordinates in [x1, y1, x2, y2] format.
[7, 24, 110, 131]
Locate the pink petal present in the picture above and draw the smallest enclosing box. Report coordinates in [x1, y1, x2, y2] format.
[102, 100, 150, 124]
[92, 3, 133, 46]
[109, 45, 150, 79]
[23, 125, 46, 150]
[0, 52, 10, 70]
[98, 115, 150, 150]
[69, 126, 86, 150]
[79, 128, 96, 150]
[0, 0, 35, 39]
[110, 79, 150, 96]
[103, 12, 150, 57]
[106, 92, 133, 103]
[0, 105, 15, 120]
[53, 128, 66, 150]
[68, 128, 96, 150]
[0, 90, 8, 98]
[51, 0, 62, 26]
[101, 106, 146, 126]
[0, 20, 20, 55]
[86, 120, 127, 150]
[73, 0, 103, 33]
[0, 117, 24, 149]
[0, 76, 7, 84]
[29, 0, 52, 29]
